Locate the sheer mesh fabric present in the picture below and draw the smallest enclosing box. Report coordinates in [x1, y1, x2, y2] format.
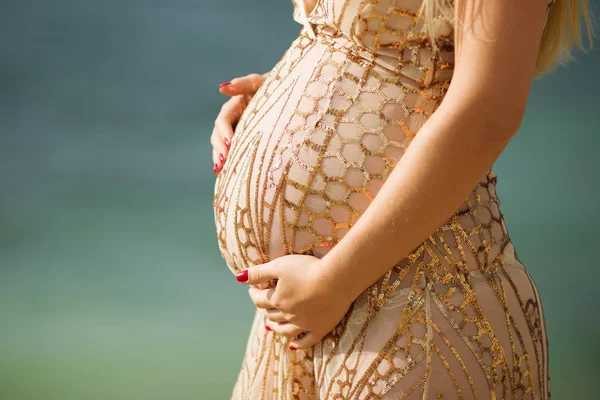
[213, 1, 552, 398]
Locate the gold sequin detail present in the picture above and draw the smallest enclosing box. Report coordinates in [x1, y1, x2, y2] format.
[214, 1, 552, 398]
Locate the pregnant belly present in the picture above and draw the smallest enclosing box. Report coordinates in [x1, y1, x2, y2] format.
[213, 34, 443, 275]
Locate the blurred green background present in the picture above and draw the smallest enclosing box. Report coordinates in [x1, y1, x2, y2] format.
[0, 0, 598, 399]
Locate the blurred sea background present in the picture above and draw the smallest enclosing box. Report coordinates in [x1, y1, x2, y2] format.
[1, 0, 598, 399]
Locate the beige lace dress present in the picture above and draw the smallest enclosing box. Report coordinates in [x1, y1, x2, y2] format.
[213, 1, 553, 398]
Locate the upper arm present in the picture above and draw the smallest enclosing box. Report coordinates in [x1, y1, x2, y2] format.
[445, 0, 551, 133]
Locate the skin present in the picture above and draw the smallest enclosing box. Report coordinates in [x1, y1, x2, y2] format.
[211, 72, 269, 173]
[212, 0, 551, 350]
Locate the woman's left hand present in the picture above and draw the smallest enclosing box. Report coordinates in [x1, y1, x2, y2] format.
[235, 255, 354, 350]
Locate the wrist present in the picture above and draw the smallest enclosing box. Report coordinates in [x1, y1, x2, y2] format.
[315, 258, 364, 306]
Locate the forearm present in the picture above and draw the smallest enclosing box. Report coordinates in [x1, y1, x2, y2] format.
[320, 95, 519, 302]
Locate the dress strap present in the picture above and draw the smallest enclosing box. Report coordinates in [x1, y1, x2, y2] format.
[293, 0, 317, 39]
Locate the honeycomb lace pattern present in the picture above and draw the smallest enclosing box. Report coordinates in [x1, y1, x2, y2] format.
[213, 1, 553, 398]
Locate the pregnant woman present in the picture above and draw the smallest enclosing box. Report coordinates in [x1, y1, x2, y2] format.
[212, 0, 592, 398]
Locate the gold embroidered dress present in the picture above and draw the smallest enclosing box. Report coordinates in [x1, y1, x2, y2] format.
[213, 1, 552, 398]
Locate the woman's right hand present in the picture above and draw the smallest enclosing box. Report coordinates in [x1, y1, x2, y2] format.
[212, 72, 269, 174]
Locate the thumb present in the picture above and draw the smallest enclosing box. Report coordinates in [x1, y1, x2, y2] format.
[219, 73, 267, 96]
[235, 262, 278, 285]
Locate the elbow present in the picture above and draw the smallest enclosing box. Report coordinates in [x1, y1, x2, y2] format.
[442, 75, 530, 142]
[443, 91, 527, 144]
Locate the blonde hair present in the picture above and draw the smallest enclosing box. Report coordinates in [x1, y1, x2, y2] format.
[419, 0, 595, 76]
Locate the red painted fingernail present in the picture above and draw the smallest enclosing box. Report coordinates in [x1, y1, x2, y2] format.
[265, 325, 271, 331]
[289, 345, 297, 351]
[219, 153, 225, 163]
[224, 138, 230, 148]
[213, 163, 218, 175]
[236, 269, 249, 282]
[219, 81, 231, 89]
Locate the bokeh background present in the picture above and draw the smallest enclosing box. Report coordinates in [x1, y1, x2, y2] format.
[1, 0, 598, 399]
